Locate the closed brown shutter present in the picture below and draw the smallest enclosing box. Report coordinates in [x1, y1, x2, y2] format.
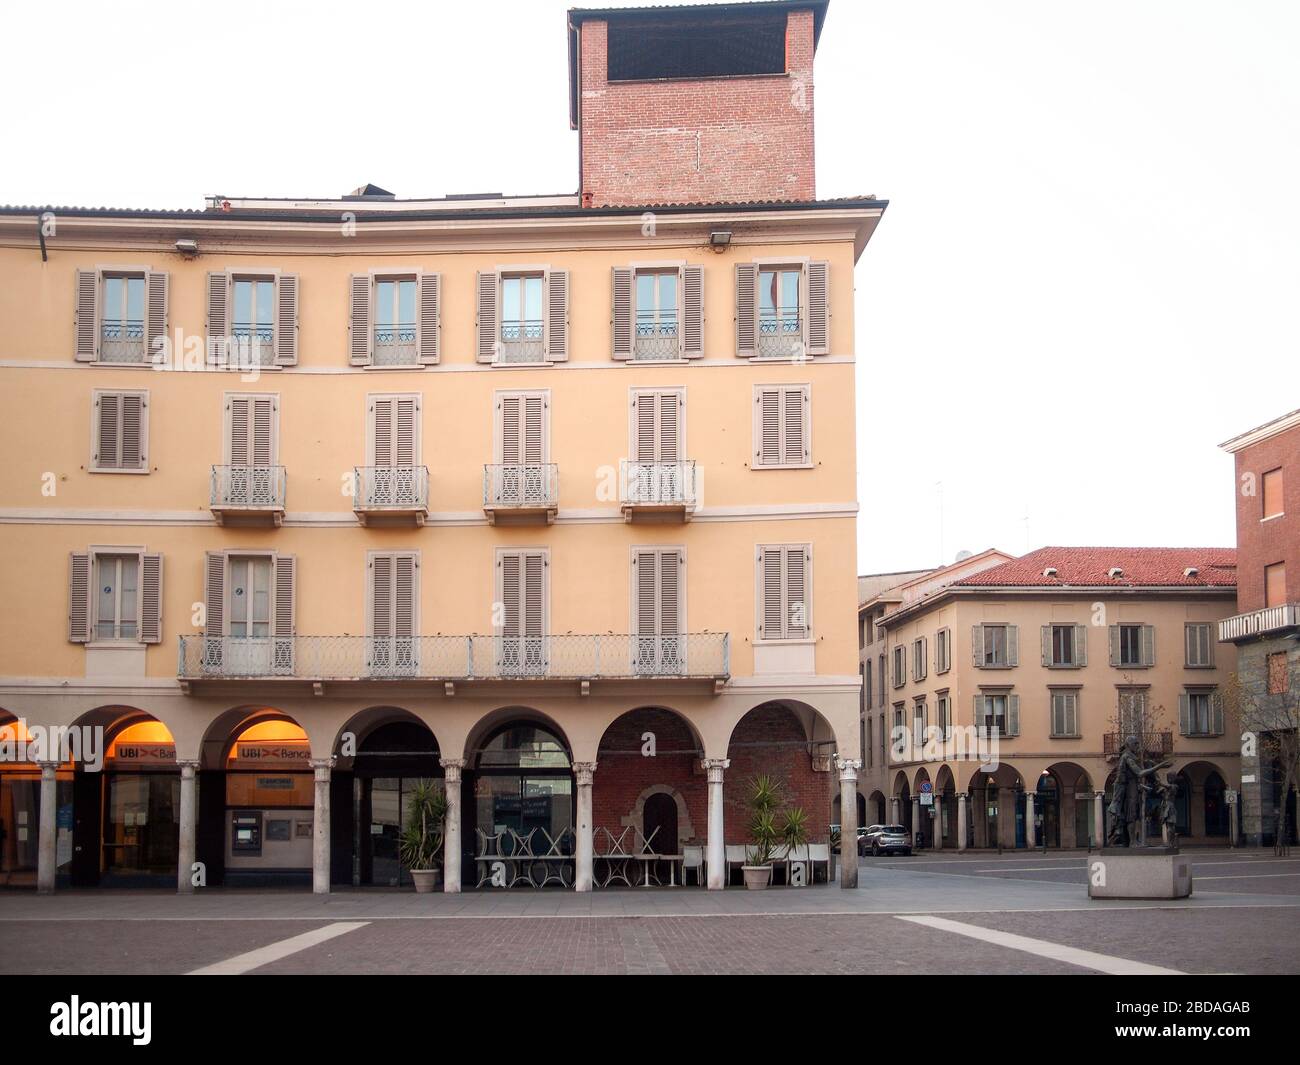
[68, 552, 91, 642]
[96, 393, 120, 469]
[228, 396, 250, 465]
[140, 553, 162, 644]
[371, 555, 392, 638]
[735, 263, 757, 357]
[756, 388, 780, 465]
[681, 264, 704, 358]
[349, 274, 372, 365]
[476, 271, 499, 363]
[145, 271, 169, 364]
[805, 260, 829, 355]
[417, 272, 440, 364]
[75, 269, 99, 361]
[275, 274, 298, 366]
[394, 555, 416, 638]
[204, 551, 225, 638]
[206, 271, 230, 365]
[759, 547, 783, 639]
[545, 269, 569, 361]
[121, 393, 144, 469]
[612, 268, 633, 360]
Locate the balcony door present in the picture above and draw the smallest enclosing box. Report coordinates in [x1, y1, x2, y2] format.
[226, 556, 273, 675]
[629, 390, 682, 503]
[224, 394, 278, 506]
[497, 551, 547, 676]
[367, 395, 420, 506]
[369, 553, 418, 677]
[495, 393, 547, 505]
[633, 548, 684, 674]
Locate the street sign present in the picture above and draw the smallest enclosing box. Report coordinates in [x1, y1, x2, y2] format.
[920, 793, 933, 806]
[1225, 790, 1237, 805]
[919, 781, 933, 794]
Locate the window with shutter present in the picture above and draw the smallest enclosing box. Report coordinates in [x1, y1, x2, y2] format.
[805, 260, 829, 356]
[144, 271, 169, 365]
[369, 551, 419, 676]
[632, 547, 685, 673]
[417, 272, 440, 365]
[546, 269, 569, 361]
[476, 271, 500, 363]
[753, 384, 811, 467]
[1185, 622, 1214, 667]
[756, 544, 810, 641]
[371, 275, 417, 365]
[631, 269, 679, 361]
[497, 549, 547, 675]
[91, 390, 149, 472]
[140, 553, 163, 645]
[99, 273, 147, 363]
[936, 627, 951, 674]
[494, 391, 549, 507]
[367, 394, 421, 506]
[75, 269, 99, 361]
[272, 554, 295, 673]
[1050, 691, 1079, 737]
[1262, 467, 1284, 519]
[224, 394, 279, 505]
[756, 264, 801, 358]
[230, 275, 277, 368]
[275, 274, 298, 366]
[681, 264, 704, 358]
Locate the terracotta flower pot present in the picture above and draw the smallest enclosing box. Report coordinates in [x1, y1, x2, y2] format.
[410, 869, 442, 894]
[742, 865, 773, 890]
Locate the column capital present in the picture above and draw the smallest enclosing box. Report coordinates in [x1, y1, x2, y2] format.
[573, 761, 597, 786]
[177, 759, 201, 775]
[439, 757, 466, 782]
[702, 757, 730, 783]
[836, 757, 862, 781]
[310, 757, 336, 777]
[35, 760, 59, 774]
[957, 791, 968, 804]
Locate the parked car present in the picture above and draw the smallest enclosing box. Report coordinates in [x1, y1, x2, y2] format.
[863, 824, 911, 856]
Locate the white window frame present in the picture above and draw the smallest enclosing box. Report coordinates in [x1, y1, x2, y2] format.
[225, 552, 275, 640]
[370, 272, 420, 367]
[754, 542, 813, 643]
[935, 627, 951, 674]
[223, 391, 281, 466]
[751, 383, 812, 469]
[631, 263, 685, 362]
[89, 388, 150, 474]
[1049, 688, 1080, 738]
[754, 258, 809, 361]
[1184, 622, 1214, 668]
[228, 271, 281, 368]
[88, 545, 145, 645]
[98, 270, 148, 364]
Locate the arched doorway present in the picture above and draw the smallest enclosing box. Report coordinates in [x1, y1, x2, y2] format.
[643, 793, 678, 875]
[0, 714, 74, 889]
[1035, 772, 1059, 848]
[1203, 772, 1228, 838]
[465, 717, 573, 888]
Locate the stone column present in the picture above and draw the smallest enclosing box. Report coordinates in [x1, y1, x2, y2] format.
[1025, 792, 1036, 849]
[311, 758, 335, 895]
[911, 797, 921, 848]
[574, 761, 596, 893]
[837, 759, 861, 888]
[890, 795, 900, 824]
[1093, 791, 1105, 848]
[957, 792, 968, 851]
[703, 758, 730, 889]
[933, 797, 943, 850]
[974, 787, 987, 848]
[36, 760, 58, 895]
[440, 758, 465, 894]
[177, 760, 200, 894]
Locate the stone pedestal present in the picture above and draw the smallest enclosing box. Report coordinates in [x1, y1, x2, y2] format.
[1087, 847, 1192, 899]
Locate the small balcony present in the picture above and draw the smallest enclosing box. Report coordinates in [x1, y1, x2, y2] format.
[634, 321, 680, 361]
[483, 463, 558, 524]
[1103, 731, 1173, 759]
[178, 633, 730, 692]
[373, 325, 417, 366]
[1219, 603, 1300, 644]
[353, 465, 430, 527]
[100, 318, 146, 364]
[619, 460, 698, 522]
[496, 319, 545, 365]
[210, 465, 286, 526]
[757, 311, 802, 359]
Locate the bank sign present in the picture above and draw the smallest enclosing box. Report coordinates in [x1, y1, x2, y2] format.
[230, 741, 312, 769]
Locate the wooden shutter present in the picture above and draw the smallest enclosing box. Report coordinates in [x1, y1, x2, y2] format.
[395, 397, 417, 465]
[68, 552, 91, 642]
[1108, 625, 1120, 666]
[805, 261, 829, 355]
[660, 550, 681, 638]
[659, 393, 679, 462]
[274, 274, 298, 365]
[634, 392, 679, 462]
[74, 269, 99, 361]
[145, 271, 169, 364]
[612, 268, 633, 360]
[1140, 625, 1155, 667]
[735, 263, 757, 357]
[635, 550, 658, 637]
[500, 553, 521, 637]
[204, 552, 225, 637]
[349, 274, 372, 365]
[395, 555, 416, 638]
[756, 388, 781, 465]
[1211, 691, 1224, 735]
[1040, 626, 1052, 667]
[760, 547, 784, 639]
[274, 555, 295, 638]
[1006, 625, 1019, 666]
[371, 555, 392, 638]
[417, 272, 440, 364]
[372, 397, 393, 466]
[207, 271, 230, 365]
[121, 393, 144, 469]
[1075, 624, 1088, 667]
[523, 552, 545, 637]
[476, 271, 499, 362]
[972, 694, 984, 734]
[972, 625, 984, 667]
[634, 393, 656, 463]
[500, 395, 521, 464]
[140, 553, 162, 644]
[228, 396, 250, 465]
[252, 397, 275, 466]
[785, 545, 809, 639]
[523, 394, 544, 463]
[782, 386, 808, 464]
[1178, 693, 1190, 736]
[96, 393, 120, 469]
[545, 269, 569, 361]
[1007, 694, 1020, 737]
[681, 264, 704, 358]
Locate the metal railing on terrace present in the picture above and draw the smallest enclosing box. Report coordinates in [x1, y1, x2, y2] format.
[100, 318, 146, 363]
[353, 465, 429, 510]
[373, 325, 417, 365]
[230, 323, 276, 366]
[178, 633, 730, 682]
[620, 460, 698, 509]
[483, 463, 558, 509]
[211, 464, 286, 509]
[757, 310, 802, 358]
[498, 319, 545, 363]
[1219, 604, 1300, 643]
[634, 320, 679, 360]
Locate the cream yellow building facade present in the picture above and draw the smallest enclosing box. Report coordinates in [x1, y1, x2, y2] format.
[0, 1, 882, 894]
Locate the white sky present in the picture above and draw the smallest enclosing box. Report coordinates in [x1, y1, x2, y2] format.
[3, 1, 1296, 573]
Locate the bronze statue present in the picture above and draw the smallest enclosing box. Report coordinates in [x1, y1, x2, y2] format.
[1154, 771, 1180, 845]
[1105, 735, 1172, 847]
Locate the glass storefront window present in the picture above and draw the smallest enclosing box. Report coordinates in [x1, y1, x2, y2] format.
[478, 724, 570, 769]
[105, 773, 180, 876]
[0, 773, 73, 884]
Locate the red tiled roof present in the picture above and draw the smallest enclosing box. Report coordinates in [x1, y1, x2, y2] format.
[953, 547, 1237, 589]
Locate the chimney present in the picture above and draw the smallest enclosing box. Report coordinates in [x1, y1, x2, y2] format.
[568, 2, 826, 208]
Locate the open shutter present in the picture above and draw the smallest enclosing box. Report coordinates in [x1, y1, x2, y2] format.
[204, 551, 225, 671]
[756, 388, 780, 465]
[145, 271, 169, 364]
[1040, 626, 1051, 667]
[681, 264, 704, 358]
[75, 269, 99, 361]
[972, 625, 983, 667]
[417, 272, 440, 364]
[612, 268, 633, 360]
[972, 695, 984, 735]
[1211, 691, 1224, 735]
[1075, 624, 1088, 667]
[760, 547, 783, 639]
[785, 545, 808, 638]
[805, 261, 829, 356]
[394, 555, 415, 638]
[349, 275, 372, 366]
[1108, 626, 1120, 666]
[1007, 625, 1019, 667]
[207, 271, 230, 365]
[735, 263, 757, 357]
[476, 271, 499, 363]
[275, 274, 298, 366]
[1141, 624, 1156, 667]
[1178, 693, 1189, 736]
[1007, 694, 1020, 737]
[140, 553, 162, 644]
[68, 552, 91, 642]
[274, 555, 295, 637]
[96, 393, 120, 469]
[545, 269, 569, 361]
[782, 387, 807, 464]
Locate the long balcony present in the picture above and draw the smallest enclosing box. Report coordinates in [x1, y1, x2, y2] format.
[620, 459, 698, 522]
[177, 633, 730, 693]
[353, 465, 430, 527]
[1219, 603, 1300, 644]
[210, 465, 286, 526]
[1103, 732, 1173, 759]
[483, 463, 558, 524]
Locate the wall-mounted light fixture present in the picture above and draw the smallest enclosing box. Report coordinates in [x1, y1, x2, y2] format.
[708, 229, 732, 252]
[175, 238, 199, 259]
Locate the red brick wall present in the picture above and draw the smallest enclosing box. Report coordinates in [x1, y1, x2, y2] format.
[1233, 422, 1300, 612]
[578, 12, 816, 207]
[723, 704, 834, 844]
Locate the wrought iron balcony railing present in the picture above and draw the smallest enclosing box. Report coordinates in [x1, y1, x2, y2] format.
[1219, 603, 1300, 643]
[178, 633, 730, 683]
[210, 465, 286, 524]
[373, 325, 417, 366]
[230, 323, 276, 366]
[483, 463, 558, 514]
[757, 311, 802, 358]
[498, 319, 545, 363]
[100, 318, 146, 363]
[634, 320, 680, 360]
[353, 465, 429, 513]
[1103, 731, 1174, 758]
[619, 460, 698, 513]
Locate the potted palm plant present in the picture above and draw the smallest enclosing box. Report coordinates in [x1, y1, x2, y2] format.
[742, 776, 811, 889]
[398, 779, 449, 893]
